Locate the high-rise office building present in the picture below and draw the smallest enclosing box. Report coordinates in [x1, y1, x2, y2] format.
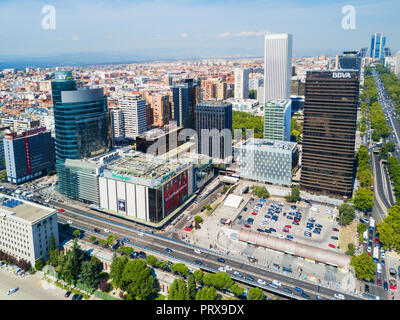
[370, 33, 386, 59]
[359, 47, 368, 58]
[396, 51, 400, 78]
[52, 71, 112, 163]
[52, 71, 112, 200]
[264, 33, 293, 103]
[3, 127, 55, 184]
[172, 79, 200, 129]
[384, 47, 392, 58]
[234, 68, 250, 99]
[119, 93, 147, 140]
[195, 101, 232, 161]
[263, 99, 291, 141]
[300, 70, 359, 198]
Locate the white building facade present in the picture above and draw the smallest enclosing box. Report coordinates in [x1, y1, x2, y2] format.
[118, 93, 147, 140]
[264, 33, 293, 103]
[234, 68, 250, 100]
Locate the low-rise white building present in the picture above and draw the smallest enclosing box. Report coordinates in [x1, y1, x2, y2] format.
[0, 196, 59, 265]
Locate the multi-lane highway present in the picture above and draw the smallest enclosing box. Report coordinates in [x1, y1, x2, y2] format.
[40, 195, 364, 301]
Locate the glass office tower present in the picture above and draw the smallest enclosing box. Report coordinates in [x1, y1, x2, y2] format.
[300, 70, 359, 198]
[52, 71, 112, 199]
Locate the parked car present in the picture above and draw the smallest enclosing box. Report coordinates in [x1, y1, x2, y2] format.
[65, 291, 72, 298]
[334, 293, 345, 300]
[257, 279, 266, 285]
[233, 271, 243, 278]
[218, 267, 226, 272]
[245, 275, 255, 281]
[328, 244, 336, 248]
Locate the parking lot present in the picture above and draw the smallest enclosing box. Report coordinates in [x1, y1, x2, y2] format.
[231, 196, 342, 252]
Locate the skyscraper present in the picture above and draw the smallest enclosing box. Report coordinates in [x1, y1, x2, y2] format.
[172, 79, 200, 129]
[52, 71, 112, 199]
[264, 33, 293, 103]
[337, 51, 362, 77]
[118, 93, 147, 139]
[195, 101, 232, 162]
[234, 68, 250, 99]
[300, 70, 359, 198]
[52, 71, 112, 163]
[370, 33, 386, 59]
[263, 99, 291, 141]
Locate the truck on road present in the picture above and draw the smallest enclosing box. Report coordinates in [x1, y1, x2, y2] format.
[373, 247, 379, 263]
[369, 217, 375, 232]
[363, 230, 368, 243]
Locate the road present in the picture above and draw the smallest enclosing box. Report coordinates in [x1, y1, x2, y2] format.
[51, 197, 364, 300]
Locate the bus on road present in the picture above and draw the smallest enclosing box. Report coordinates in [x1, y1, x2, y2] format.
[373, 247, 379, 262]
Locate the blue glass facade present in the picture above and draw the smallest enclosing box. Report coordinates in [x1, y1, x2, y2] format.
[52, 72, 112, 163]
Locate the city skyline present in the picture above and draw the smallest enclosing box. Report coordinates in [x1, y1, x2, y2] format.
[0, 0, 399, 67]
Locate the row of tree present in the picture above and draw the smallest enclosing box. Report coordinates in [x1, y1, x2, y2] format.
[387, 156, 400, 204]
[232, 111, 264, 139]
[352, 145, 374, 212]
[250, 185, 270, 199]
[376, 64, 400, 112]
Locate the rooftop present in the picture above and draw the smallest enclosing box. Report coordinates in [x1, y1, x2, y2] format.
[240, 138, 297, 152]
[0, 195, 56, 223]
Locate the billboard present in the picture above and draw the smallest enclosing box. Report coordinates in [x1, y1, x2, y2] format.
[163, 170, 188, 216]
[118, 199, 126, 213]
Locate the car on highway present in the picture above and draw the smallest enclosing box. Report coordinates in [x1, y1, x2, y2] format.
[283, 287, 292, 294]
[384, 282, 388, 291]
[381, 259, 385, 266]
[123, 237, 130, 242]
[257, 279, 266, 285]
[195, 260, 202, 265]
[67, 220, 72, 224]
[294, 287, 304, 294]
[334, 293, 345, 300]
[224, 265, 232, 271]
[269, 282, 279, 289]
[377, 263, 382, 273]
[165, 248, 173, 253]
[245, 275, 255, 281]
[272, 280, 281, 287]
[194, 249, 201, 254]
[328, 244, 336, 248]
[301, 292, 311, 299]
[217, 257, 225, 263]
[367, 246, 372, 253]
[65, 291, 72, 298]
[94, 228, 100, 233]
[218, 267, 226, 272]
[104, 228, 110, 233]
[59, 208, 64, 212]
[233, 271, 243, 278]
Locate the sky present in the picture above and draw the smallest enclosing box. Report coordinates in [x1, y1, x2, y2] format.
[0, 0, 399, 63]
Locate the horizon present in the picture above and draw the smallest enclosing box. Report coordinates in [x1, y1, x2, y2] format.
[0, 0, 399, 68]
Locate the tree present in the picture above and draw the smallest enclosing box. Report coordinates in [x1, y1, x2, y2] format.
[89, 236, 97, 244]
[345, 243, 356, 256]
[230, 283, 244, 297]
[170, 263, 189, 277]
[35, 258, 44, 271]
[81, 260, 100, 290]
[49, 234, 56, 251]
[168, 278, 190, 300]
[357, 223, 367, 234]
[377, 205, 400, 251]
[202, 272, 234, 290]
[146, 255, 160, 267]
[72, 229, 80, 239]
[350, 252, 376, 281]
[232, 111, 264, 139]
[117, 246, 134, 256]
[248, 89, 257, 99]
[98, 278, 110, 292]
[195, 286, 218, 300]
[110, 255, 128, 288]
[247, 287, 264, 300]
[250, 185, 270, 198]
[106, 234, 118, 248]
[194, 216, 203, 224]
[352, 188, 374, 212]
[338, 203, 355, 226]
[285, 185, 300, 203]
[121, 260, 157, 300]
[187, 274, 197, 300]
[357, 169, 374, 189]
[193, 270, 204, 284]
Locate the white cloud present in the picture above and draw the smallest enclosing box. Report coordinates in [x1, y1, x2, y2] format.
[217, 30, 272, 38]
[180, 33, 189, 38]
[71, 36, 80, 41]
